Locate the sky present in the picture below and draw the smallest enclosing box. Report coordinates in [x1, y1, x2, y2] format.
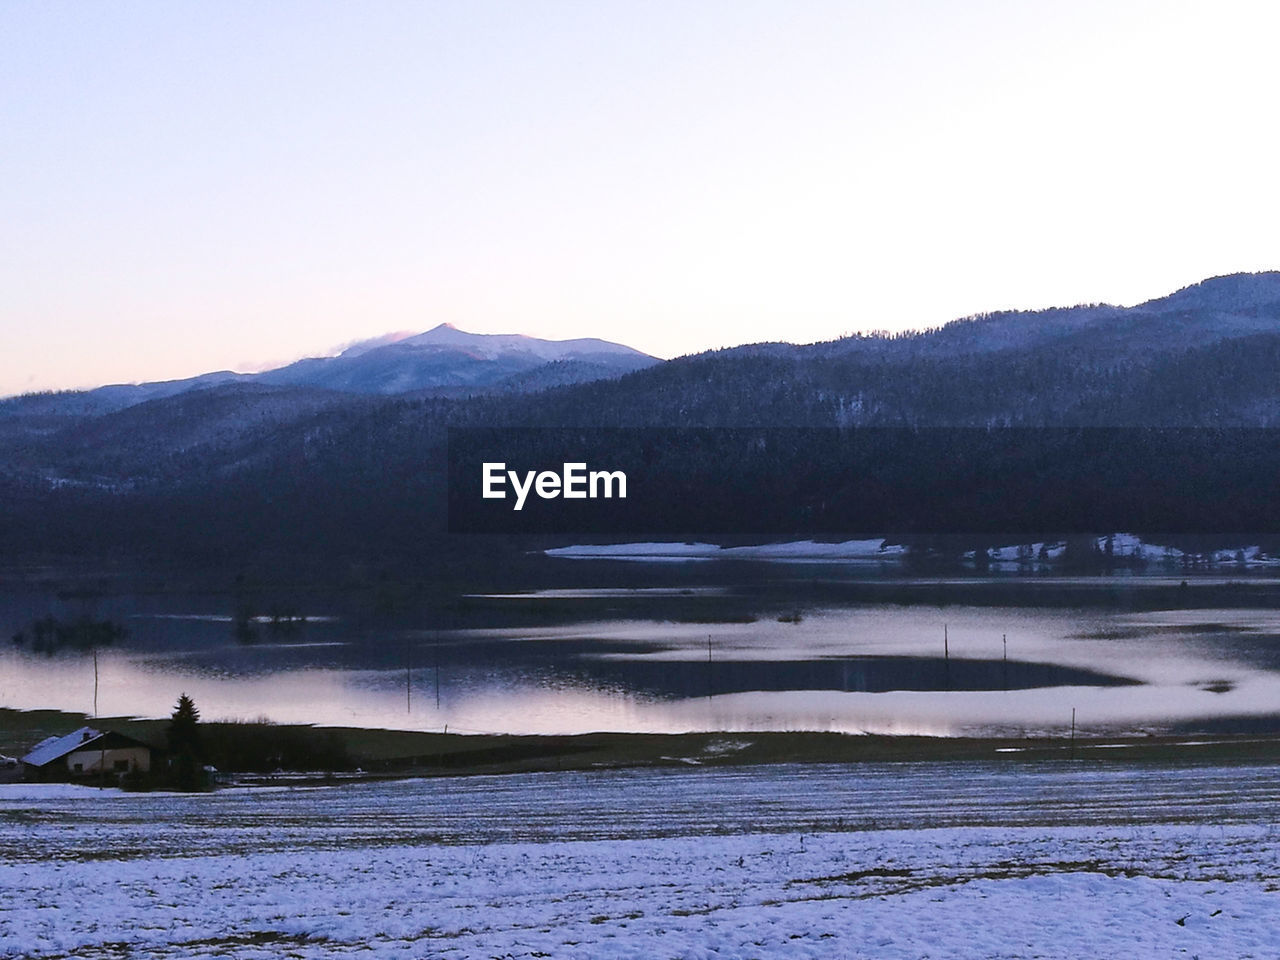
[3, 0, 1279, 396]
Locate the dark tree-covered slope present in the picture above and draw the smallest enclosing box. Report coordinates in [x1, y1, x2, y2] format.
[4, 271, 1280, 570]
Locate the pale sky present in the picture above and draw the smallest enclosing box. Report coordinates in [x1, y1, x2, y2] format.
[3, 0, 1278, 396]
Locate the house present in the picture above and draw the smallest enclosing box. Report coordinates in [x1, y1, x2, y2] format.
[21, 727, 155, 781]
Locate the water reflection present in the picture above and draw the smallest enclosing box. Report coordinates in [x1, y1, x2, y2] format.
[0, 577, 1278, 737]
[565, 655, 1136, 698]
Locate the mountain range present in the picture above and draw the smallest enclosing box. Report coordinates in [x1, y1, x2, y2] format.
[3, 324, 657, 418]
[3, 271, 1280, 572]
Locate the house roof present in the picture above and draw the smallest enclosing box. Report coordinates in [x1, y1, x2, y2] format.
[21, 727, 153, 767]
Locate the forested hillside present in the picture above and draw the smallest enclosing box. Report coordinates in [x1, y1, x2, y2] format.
[3, 272, 1279, 573]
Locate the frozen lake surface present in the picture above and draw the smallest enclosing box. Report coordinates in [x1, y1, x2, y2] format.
[3, 759, 1278, 958]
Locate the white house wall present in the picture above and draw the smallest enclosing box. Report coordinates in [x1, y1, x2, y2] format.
[65, 746, 151, 775]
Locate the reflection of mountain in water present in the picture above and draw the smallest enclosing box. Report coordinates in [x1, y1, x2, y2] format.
[563, 656, 1139, 700]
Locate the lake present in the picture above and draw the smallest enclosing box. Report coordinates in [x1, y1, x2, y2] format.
[3, 557, 1279, 737]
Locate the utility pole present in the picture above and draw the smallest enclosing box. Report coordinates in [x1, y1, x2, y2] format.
[1002, 634, 1007, 691]
[943, 624, 950, 689]
[707, 635, 713, 702]
[95, 647, 104, 790]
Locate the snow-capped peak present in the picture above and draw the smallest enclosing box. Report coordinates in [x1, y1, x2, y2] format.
[398, 324, 650, 362]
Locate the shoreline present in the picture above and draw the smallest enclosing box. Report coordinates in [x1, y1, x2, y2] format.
[5, 707, 1278, 786]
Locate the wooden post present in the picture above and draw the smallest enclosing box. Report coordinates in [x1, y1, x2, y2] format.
[1070, 707, 1076, 760]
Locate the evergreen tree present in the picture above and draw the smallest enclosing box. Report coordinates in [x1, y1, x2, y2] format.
[167, 693, 204, 791]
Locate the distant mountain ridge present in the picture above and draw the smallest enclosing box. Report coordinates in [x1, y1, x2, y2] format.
[4, 270, 1280, 571]
[800, 271, 1280, 360]
[3, 323, 657, 415]
[393, 323, 649, 361]
[11, 271, 1279, 414]
[255, 323, 655, 395]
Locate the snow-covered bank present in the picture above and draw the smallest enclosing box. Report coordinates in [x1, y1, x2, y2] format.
[545, 534, 1280, 566]
[545, 539, 907, 562]
[2, 761, 1277, 959]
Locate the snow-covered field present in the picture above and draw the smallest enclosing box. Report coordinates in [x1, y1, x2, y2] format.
[3, 760, 1278, 958]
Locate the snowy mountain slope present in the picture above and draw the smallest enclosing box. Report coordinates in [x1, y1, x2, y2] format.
[398, 322, 649, 361]
[0, 371, 250, 421]
[0, 325, 657, 416]
[256, 323, 657, 395]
